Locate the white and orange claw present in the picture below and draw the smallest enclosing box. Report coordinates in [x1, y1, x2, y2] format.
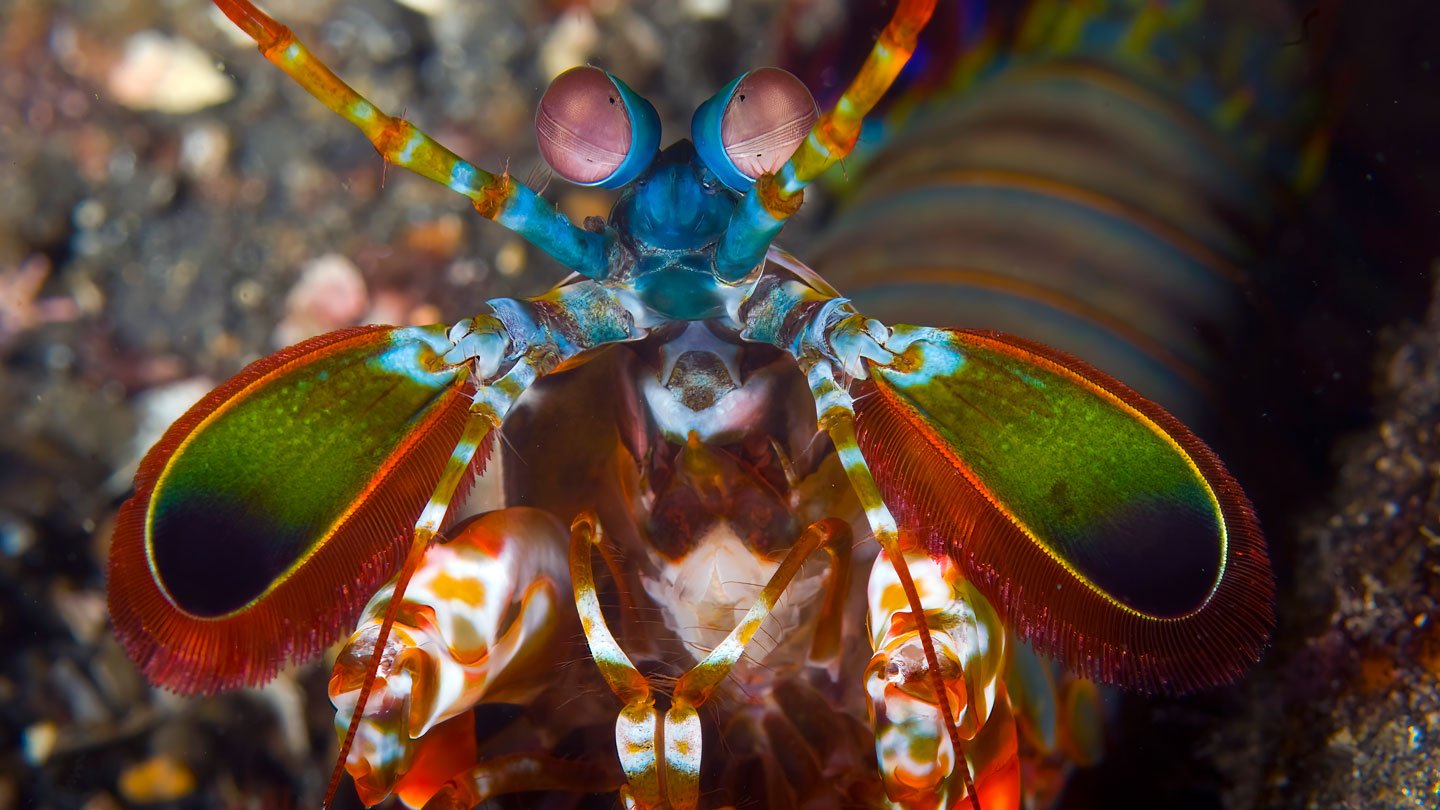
[866, 550, 1018, 810]
[329, 507, 573, 808]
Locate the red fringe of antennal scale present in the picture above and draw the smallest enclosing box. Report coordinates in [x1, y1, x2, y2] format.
[854, 330, 1274, 695]
[108, 326, 488, 695]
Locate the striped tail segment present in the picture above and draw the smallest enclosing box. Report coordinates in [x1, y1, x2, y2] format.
[805, 0, 1325, 426]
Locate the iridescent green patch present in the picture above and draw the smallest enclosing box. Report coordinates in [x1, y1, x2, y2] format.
[146, 326, 462, 617]
[873, 327, 1224, 618]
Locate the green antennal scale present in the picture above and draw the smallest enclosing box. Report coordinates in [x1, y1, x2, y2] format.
[853, 327, 1272, 693]
[109, 325, 484, 695]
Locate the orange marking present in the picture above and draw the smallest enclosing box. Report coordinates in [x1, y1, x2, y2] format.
[472, 177, 513, 220]
[427, 571, 485, 606]
[755, 173, 804, 220]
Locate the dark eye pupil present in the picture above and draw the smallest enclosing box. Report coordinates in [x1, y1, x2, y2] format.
[738, 94, 746, 101]
[609, 97, 616, 104]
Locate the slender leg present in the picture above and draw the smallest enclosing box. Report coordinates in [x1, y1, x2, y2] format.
[569, 513, 664, 808]
[807, 523, 852, 674]
[735, 279, 983, 809]
[570, 513, 851, 810]
[667, 517, 850, 810]
[804, 357, 982, 810]
[209, 0, 610, 277]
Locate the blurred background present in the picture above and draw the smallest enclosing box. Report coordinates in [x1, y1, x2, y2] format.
[1, 0, 1437, 807]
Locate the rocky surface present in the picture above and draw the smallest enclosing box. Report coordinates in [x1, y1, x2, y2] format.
[1216, 275, 1440, 810]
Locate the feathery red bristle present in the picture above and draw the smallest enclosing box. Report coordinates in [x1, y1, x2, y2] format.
[108, 327, 486, 695]
[854, 330, 1273, 694]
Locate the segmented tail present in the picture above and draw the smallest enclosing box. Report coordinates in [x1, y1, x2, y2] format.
[801, 0, 1326, 427]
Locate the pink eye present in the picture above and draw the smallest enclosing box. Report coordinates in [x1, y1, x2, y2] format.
[719, 68, 817, 179]
[534, 67, 658, 188]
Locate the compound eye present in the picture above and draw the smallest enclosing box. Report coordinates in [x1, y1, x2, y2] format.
[535, 67, 659, 188]
[721, 69, 817, 178]
[692, 68, 816, 192]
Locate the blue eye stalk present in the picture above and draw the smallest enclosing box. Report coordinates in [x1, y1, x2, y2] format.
[692, 69, 818, 193]
[533, 67, 818, 288]
[691, 74, 754, 192]
[590, 73, 660, 189]
[534, 67, 660, 189]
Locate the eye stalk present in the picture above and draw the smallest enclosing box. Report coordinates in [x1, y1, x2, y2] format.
[692, 68, 817, 193]
[535, 66, 660, 189]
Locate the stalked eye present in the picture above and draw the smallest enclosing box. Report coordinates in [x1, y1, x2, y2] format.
[692, 68, 817, 192]
[535, 66, 659, 189]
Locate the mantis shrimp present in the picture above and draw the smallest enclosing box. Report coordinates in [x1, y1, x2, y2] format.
[107, 1, 1278, 807]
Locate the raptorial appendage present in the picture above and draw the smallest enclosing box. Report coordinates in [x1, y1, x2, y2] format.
[847, 325, 1273, 694]
[321, 282, 647, 805]
[865, 551, 1106, 810]
[867, 550, 1017, 809]
[328, 509, 574, 806]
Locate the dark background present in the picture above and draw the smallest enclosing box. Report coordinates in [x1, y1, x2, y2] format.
[1, 0, 1437, 807]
